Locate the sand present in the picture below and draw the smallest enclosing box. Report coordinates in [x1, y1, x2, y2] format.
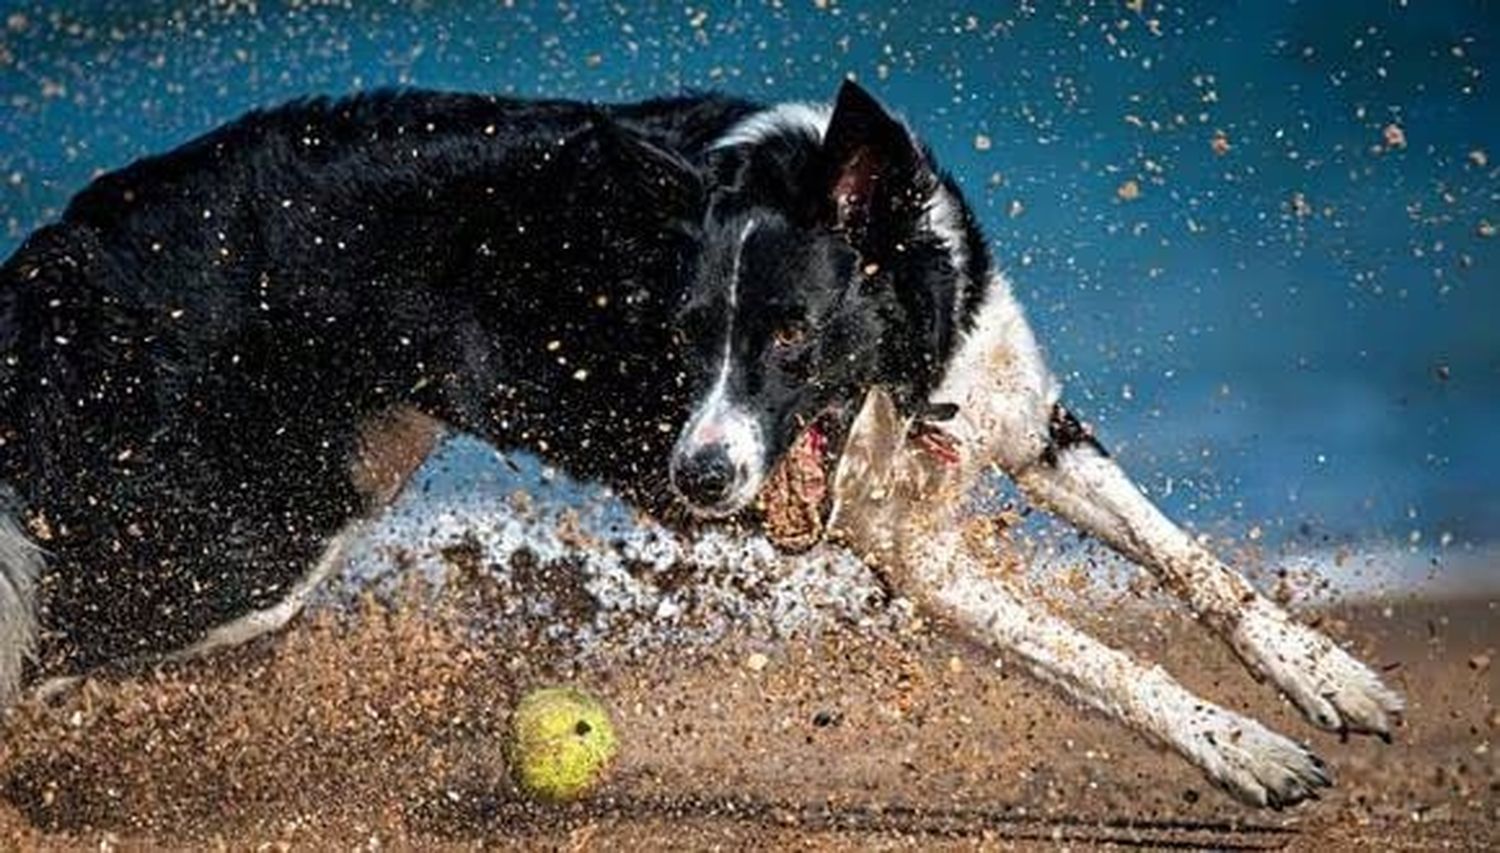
[0, 575, 1493, 849]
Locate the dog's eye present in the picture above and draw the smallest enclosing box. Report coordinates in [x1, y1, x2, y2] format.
[772, 323, 808, 349]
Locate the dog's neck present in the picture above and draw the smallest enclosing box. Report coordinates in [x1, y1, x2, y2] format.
[926, 271, 1060, 479]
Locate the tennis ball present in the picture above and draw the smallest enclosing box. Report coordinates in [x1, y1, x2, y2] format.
[507, 686, 619, 802]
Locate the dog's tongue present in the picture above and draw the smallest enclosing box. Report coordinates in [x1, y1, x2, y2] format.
[758, 423, 828, 552]
[804, 422, 828, 463]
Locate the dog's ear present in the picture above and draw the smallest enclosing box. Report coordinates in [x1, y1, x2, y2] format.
[603, 122, 705, 225]
[819, 80, 924, 252]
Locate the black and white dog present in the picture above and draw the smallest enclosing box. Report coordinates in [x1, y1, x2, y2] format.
[0, 81, 1398, 807]
[650, 82, 1400, 807]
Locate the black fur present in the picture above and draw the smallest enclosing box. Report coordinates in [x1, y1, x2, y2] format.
[670, 82, 991, 512]
[1042, 403, 1107, 468]
[1, 82, 989, 678]
[0, 90, 759, 673]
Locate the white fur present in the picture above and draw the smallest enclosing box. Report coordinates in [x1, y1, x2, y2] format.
[931, 271, 1401, 737]
[1010, 419, 1403, 735]
[923, 184, 972, 312]
[672, 220, 767, 514]
[0, 504, 41, 706]
[929, 271, 1058, 474]
[711, 102, 832, 150]
[673, 396, 767, 515]
[1230, 596, 1404, 735]
[827, 387, 1331, 807]
[929, 537, 1329, 808]
[827, 268, 1402, 805]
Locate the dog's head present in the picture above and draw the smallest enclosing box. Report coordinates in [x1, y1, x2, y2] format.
[664, 81, 989, 518]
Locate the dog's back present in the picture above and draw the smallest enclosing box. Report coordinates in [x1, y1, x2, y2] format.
[0, 90, 756, 686]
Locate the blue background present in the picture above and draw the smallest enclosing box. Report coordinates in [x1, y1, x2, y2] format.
[1, 1, 1495, 575]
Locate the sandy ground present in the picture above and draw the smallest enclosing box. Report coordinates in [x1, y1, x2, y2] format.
[0, 568, 1493, 851]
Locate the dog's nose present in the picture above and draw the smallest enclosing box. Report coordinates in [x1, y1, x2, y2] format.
[673, 446, 737, 509]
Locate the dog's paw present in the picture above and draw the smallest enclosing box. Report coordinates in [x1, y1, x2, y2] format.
[1231, 598, 1404, 738]
[1184, 707, 1332, 809]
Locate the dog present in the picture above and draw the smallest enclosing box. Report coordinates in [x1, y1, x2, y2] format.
[0, 88, 766, 693]
[664, 81, 1401, 807]
[0, 81, 1399, 808]
[0, 80, 985, 695]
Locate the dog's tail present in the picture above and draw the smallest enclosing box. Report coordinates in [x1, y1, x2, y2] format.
[0, 487, 40, 707]
[0, 227, 75, 708]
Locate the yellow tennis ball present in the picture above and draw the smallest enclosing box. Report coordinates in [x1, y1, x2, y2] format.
[507, 686, 619, 802]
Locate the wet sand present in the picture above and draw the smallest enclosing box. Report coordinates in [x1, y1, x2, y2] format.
[0, 586, 1493, 849]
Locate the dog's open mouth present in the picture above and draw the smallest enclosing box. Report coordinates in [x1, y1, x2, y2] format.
[756, 407, 851, 552]
[757, 396, 965, 553]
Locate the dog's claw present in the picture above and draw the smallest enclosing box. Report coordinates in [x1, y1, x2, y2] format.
[1231, 599, 1404, 738]
[1189, 713, 1333, 808]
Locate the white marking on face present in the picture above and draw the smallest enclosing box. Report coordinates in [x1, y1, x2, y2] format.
[672, 220, 768, 514]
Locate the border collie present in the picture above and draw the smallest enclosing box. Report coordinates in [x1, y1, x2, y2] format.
[0, 81, 1399, 807]
[671, 83, 1400, 806]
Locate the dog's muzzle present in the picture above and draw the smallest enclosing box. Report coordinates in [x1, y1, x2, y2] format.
[669, 402, 767, 516]
[671, 445, 741, 510]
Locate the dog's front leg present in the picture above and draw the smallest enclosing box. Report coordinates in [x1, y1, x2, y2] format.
[929, 278, 1400, 738]
[1007, 431, 1403, 739]
[829, 390, 1328, 807]
[905, 529, 1331, 808]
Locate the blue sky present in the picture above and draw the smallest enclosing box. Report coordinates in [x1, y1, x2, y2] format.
[1, 0, 1496, 553]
